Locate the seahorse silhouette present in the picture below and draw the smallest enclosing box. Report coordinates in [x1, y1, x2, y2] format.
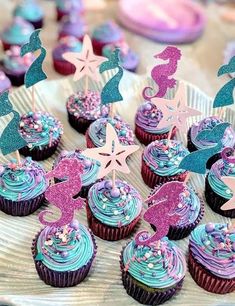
[20, 29, 47, 88]
[39, 158, 84, 227]
[135, 182, 184, 246]
[143, 46, 181, 101]
[213, 56, 235, 108]
[99, 48, 123, 105]
[179, 122, 230, 174]
[0, 91, 27, 155]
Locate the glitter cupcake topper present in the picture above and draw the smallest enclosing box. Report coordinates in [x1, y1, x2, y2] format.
[82, 123, 139, 188]
[0, 91, 27, 157]
[63, 34, 106, 95]
[221, 176, 235, 211]
[179, 123, 230, 174]
[38, 158, 84, 227]
[135, 182, 184, 246]
[143, 46, 181, 101]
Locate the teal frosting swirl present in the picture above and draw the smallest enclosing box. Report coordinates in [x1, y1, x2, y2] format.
[92, 21, 123, 43]
[0, 157, 47, 201]
[143, 139, 189, 176]
[122, 236, 186, 289]
[14, 0, 44, 22]
[36, 221, 95, 272]
[19, 111, 63, 149]
[88, 179, 142, 227]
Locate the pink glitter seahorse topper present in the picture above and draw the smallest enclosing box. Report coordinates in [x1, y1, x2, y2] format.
[39, 158, 84, 227]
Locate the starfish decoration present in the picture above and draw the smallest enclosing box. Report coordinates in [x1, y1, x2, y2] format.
[221, 177, 235, 211]
[152, 82, 202, 134]
[62, 34, 106, 82]
[82, 123, 139, 178]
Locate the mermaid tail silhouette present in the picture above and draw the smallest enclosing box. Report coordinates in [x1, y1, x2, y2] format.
[213, 78, 235, 108]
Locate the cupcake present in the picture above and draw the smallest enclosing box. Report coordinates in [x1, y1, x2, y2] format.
[148, 182, 204, 240]
[53, 150, 100, 197]
[32, 220, 97, 287]
[58, 13, 86, 41]
[141, 139, 189, 188]
[66, 90, 109, 134]
[86, 179, 142, 241]
[1, 46, 34, 87]
[55, 0, 84, 21]
[52, 36, 82, 75]
[1, 17, 34, 50]
[86, 116, 135, 148]
[120, 235, 186, 305]
[0, 157, 47, 216]
[19, 111, 63, 161]
[205, 148, 235, 218]
[135, 101, 177, 145]
[0, 71, 11, 94]
[102, 41, 139, 73]
[92, 21, 124, 55]
[187, 116, 235, 169]
[189, 223, 235, 294]
[13, 0, 44, 29]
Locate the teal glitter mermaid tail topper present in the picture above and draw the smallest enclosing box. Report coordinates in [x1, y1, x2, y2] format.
[0, 91, 27, 155]
[21, 29, 47, 88]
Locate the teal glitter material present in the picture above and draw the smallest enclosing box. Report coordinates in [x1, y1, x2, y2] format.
[21, 29, 47, 88]
[214, 56, 235, 108]
[0, 91, 27, 155]
[180, 123, 230, 174]
[99, 48, 123, 105]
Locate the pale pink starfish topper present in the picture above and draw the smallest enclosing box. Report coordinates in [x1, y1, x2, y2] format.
[221, 176, 235, 211]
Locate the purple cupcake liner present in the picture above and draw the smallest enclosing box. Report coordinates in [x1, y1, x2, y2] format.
[120, 249, 184, 305]
[0, 193, 45, 216]
[32, 229, 97, 287]
[205, 175, 235, 218]
[68, 112, 94, 135]
[19, 137, 61, 161]
[53, 59, 76, 76]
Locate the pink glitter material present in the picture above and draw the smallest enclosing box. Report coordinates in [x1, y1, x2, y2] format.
[39, 158, 84, 227]
[135, 181, 185, 246]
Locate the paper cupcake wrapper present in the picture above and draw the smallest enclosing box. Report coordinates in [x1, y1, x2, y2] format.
[32, 229, 97, 288]
[4, 70, 25, 87]
[30, 19, 43, 30]
[120, 248, 184, 305]
[68, 112, 94, 135]
[188, 251, 235, 294]
[205, 175, 235, 218]
[135, 125, 177, 146]
[86, 202, 141, 241]
[0, 193, 45, 216]
[53, 59, 76, 76]
[141, 157, 188, 189]
[19, 137, 61, 161]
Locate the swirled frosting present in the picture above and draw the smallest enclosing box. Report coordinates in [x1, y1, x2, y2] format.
[35, 221, 95, 272]
[66, 90, 109, 121]
[3, 46, 34, 74]
[135, 101, 170, 134]
[102, 42, 139, 72]
[123, 236, 186, 289]
[55, 0, 84, 13]
[189, 223, 235, 279]
[53, 36, 82, 61]
[14, 0, 44, 22]
[88, 179, 142, 227]
[19, 111, 63, 149]
[0, 157, 47, 201]
[149, 184, 201, 227]
[0, 71, 11, 93]
[92, 21, 123, 43]
[1, 17, 34, 45]
[54, 150, 100, 187]
[59, 14, 86, 39]
[143, 139, 189, 176]
[88, 115, 135, 147]
[190, 116, 235, 150]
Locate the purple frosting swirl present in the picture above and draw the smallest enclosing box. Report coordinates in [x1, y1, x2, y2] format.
[59, 14, 87, 39]
[92, 20, 123, 44]
[53, 36, 82, 61]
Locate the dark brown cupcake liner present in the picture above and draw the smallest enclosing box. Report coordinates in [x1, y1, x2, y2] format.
[188, 251, 235, 294]
[120, 248, 184, 305]
[85, 131, 96, 148]
[205, 175, 235, 218]
[0, 193, 45, 216]
[135, 125, 177, 146]
[30, 19, 43, 29]
[4, 71, 25, 87]
[2, 41, 20, 51]
[32, 229, 97, 287]
[19, 137, 61, 161]
[68, 112, 94, 135]
[141, 157, 188, 189]
[86, 201, 141, 241]
[53, 59, 76, 76]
